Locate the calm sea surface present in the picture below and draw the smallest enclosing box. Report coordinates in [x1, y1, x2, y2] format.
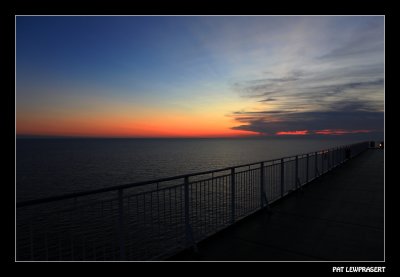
[16, 138, 360, 202]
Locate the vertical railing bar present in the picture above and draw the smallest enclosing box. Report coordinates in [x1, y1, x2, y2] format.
[270, 163, 273, 198]
[219, 177, 223, 227]
[43, 216, 49, 260]
[111, 200, 117, 260]
[211, 178, 214, 230]
[253, 169, 256, 210]
[251, 169, 254, 210]
[274, 163, 277, 199]
[223, 176, 226, 225]
[168, 187, 172, 236]
[217, 177, 219, 227]
[239, 171, 242, 216]
[156, 183, 160, 254]
[216, 177, 218, 228]
[117, 189, 126, 260]
[56, 212, 62, 261]
[244, 170, 250, 213]
[246, 170, 254, 209]
[208, 179, 211, 234]
[226, 176, 228, 224]
[247, 170, 249, 212]
[196, 181, 201, 229]
[191, 182, 195, 235]
[102, 201, 107, 261]
[70, 210, 75, 261]
[132, 196, 139, 260]
[184, 176, 196, 250]
[245, 171, 247, 213]
[245, 171, 247, 214]
[29, 217, 34, 261]
[280, 158, 284, 198]
[202, 181, 205, 236]
[148, 192, 154, 258]
[247, 170, 250, 212]
[173, 187, 177, 244]
[218, 177, 220, 227]
[199, 180, 202, 236]
[231, 168, 235, 224]
[245, 170, 248, 210]
[249, 170, 251, 211]
[272, 164, 274, 200]
[209, 179, 211, 233]
[328, 150, 331, 170]
[126, 196, 131, 259]
[238, 171, 240, 217]
[335, 148, 337, 166]
[163, 187, 166, 250]
[220, 177, 223, 227]
[80, 202, 85, 260]
[244, 170, 246, 214]
[295, 155, 299, 190]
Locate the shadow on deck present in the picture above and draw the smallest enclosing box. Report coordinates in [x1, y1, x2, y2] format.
[168, 149, 384, 261]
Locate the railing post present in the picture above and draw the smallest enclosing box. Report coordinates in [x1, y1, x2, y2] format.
[184, 176, 195, 248]
[280, 158, 284, 198]
[327, 150, 330, 171]
[117, 189, 126, 260]
[315, 152, 319, 177]
[231, 168, 235, 224]
[337, 148, 340, 165]
[295, 156, 299, 189]
[306, 154, 309, 183]
[342, 147, 345, 163]
[260, 162, 264, 208]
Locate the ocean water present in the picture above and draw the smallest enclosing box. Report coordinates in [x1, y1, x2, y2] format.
[16, 138, 371, 260]
[16, 137, 360, 202]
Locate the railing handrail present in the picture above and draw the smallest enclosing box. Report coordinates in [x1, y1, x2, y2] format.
[16, 141, 368, 208]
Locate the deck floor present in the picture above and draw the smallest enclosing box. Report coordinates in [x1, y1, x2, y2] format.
[169, 149, 384, 261]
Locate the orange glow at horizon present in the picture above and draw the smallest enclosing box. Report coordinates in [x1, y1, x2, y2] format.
[276, 130, 309, 135]
[16, 111, 257, 138]
[314, 129, 372, 135]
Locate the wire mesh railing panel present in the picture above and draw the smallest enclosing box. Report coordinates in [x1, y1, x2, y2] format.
[265, 162, 281, 203]
[283, 158, 296, 195]
[235, 168, 261, 219]
[16, 141, 370, 261]
[189, 174, 232, 242]
[297, 156, 307, 186]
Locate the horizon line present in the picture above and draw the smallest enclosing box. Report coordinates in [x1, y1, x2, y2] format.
[15, 134, 384, 140]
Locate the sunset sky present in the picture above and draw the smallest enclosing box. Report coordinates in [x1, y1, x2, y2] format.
[16, 16, 384, 138]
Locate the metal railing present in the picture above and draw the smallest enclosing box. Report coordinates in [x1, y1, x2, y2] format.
[16, 141, 370, 261]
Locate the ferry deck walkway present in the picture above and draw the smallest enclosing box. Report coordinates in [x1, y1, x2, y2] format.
[169, 149, 384, 261]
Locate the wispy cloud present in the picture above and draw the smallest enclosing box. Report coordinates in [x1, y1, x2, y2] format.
[231, 110, 383, 134]
[258, 97, 277, 102]
[229, 17, 384, 137]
